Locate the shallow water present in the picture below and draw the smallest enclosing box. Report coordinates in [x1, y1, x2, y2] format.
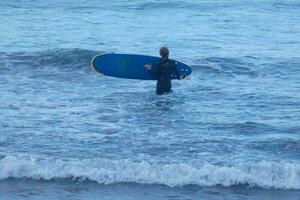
[1, 0, 300, 199]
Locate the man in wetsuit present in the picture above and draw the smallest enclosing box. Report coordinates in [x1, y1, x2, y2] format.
[145, 47, 183, 95]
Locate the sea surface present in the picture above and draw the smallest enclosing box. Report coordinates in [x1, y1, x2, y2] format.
[1, 0, 300, 199]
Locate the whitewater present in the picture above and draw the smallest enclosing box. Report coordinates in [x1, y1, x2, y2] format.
[1, 0, 300, 199]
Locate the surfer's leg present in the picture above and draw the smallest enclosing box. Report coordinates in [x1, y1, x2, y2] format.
[156, 81, 164, 95]
[156, 80, 172, 95]
[165, 80, 171, 92]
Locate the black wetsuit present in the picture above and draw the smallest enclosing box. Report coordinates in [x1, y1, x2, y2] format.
[149, 57, 180, 95]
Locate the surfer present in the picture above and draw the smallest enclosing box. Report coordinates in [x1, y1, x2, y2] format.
[145, 47, 184, 95]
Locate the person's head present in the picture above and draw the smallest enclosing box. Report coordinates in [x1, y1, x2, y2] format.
[159, 47, 169, 58]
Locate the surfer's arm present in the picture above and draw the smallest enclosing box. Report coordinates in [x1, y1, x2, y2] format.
[157, 62, 162, 80]
[173, 63, 182, 80]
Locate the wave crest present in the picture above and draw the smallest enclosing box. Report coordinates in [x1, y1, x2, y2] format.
[0, 156, 299, 189]
[1, 49, 300, 77]
[1, 48, 101, 70]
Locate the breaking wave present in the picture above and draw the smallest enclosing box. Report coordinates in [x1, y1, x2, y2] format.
[0, 156, 299, 190]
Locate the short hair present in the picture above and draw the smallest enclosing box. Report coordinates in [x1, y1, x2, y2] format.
[159, 47, 169, 58]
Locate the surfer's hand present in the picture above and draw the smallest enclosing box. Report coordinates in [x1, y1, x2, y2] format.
[145, 64, 152, 70]
[179, 74, 185, 80]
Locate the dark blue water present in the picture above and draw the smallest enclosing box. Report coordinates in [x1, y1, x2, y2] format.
[1, 0, 300, 199]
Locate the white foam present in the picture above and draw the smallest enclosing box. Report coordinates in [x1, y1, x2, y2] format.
[0, 156, 299, 189]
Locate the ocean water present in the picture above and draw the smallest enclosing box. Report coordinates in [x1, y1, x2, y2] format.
[1, 0, 300, 199]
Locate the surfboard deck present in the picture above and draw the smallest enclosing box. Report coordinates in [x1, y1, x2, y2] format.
[91, 53, 192, 80]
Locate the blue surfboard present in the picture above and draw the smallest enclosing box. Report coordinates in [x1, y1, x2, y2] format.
[91, 53, 192, 80]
